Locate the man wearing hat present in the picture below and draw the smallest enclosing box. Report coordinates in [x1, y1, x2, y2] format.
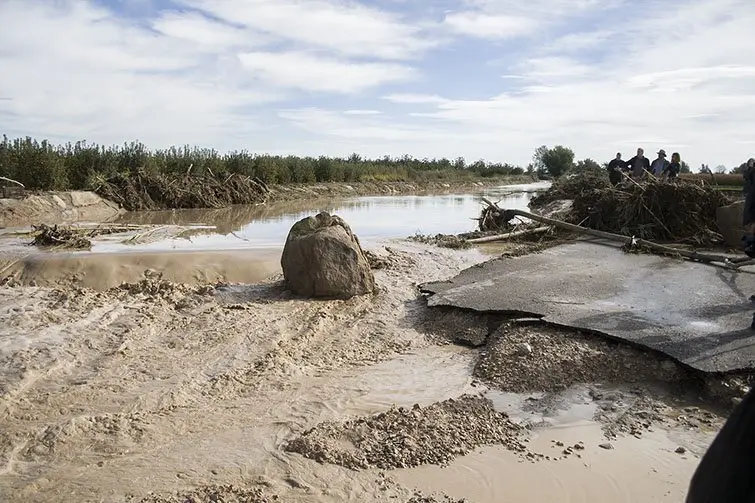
[650, 149, 670, 177]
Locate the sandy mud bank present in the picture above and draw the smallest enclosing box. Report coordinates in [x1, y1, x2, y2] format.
[0, 191, 124, 228]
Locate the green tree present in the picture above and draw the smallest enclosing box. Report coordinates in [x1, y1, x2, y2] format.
[572, 158, 602, 174]
[680, 161, 691, 173]
[532, 145, 575, 178]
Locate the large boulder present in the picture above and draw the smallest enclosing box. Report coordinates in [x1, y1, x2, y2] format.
[281, 212, 375, 299]
[717, 200, 744, 247]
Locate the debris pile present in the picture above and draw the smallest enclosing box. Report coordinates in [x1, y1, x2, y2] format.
[477, 203, 509, 232]
[571, 179, 731, 243]
[285, 395, 527, 470]
[29, 224, 92, 249]
[407, 233, 471, 249]
[529, 171, 610, 210]
[91, 170, 269, 211]
[529, 174, 732, 243]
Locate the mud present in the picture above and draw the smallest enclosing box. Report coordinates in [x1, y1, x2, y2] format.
[0, 249, 282, 290]
[0, 229, 738, 503]
[0, 242, 493, 503]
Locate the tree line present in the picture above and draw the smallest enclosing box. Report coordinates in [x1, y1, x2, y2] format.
[0, 136, 528, 191]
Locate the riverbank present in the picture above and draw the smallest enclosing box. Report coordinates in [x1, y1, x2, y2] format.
[0, 176, 536, 228]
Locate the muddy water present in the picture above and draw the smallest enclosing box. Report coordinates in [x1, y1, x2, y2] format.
[394, 383, 711, 503]
[102, 181, 547, 252]
[0, 182, 546, 288]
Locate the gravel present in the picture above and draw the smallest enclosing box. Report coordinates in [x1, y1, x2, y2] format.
[285, 395, 527, 470]
[474, 323, 685, 393]
[133, 484, 275, 503]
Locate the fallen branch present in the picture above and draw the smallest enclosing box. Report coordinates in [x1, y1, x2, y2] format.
[467, 226, 551, 244]
[0, 176, 24, 188]
[500, 208, 747, 268]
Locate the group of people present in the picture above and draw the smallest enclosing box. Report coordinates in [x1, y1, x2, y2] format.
[606, 147, 682, 185]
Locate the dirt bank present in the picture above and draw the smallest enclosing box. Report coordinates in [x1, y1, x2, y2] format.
[264, 177, 534, 203]
[0, 191, 124, 228]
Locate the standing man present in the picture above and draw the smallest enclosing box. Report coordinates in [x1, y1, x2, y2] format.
[625, 148, 651, 181]
[607, 152, 625, 186]
[742, 158, 755, 329]
[650, 149, 670, 177]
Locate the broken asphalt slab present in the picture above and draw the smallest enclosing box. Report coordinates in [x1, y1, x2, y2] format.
[420, 241, 755, 374]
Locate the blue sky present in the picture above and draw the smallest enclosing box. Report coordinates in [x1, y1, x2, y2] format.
[1, 0, 754, 169]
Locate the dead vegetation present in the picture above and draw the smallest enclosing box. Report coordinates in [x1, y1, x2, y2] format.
[30, 224, 93, 249]
[529, 172, 733, 244]
[91, 170, 269, 211]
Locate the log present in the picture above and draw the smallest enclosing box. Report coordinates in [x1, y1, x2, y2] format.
[501, 208, 747, 268]
[467, 226, 551, 244]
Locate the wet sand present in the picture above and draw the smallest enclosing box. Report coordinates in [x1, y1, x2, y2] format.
[0, 238, 731, 503]
[0, 249, 282, 290]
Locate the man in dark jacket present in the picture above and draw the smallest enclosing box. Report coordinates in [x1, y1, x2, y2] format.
[625, 147, 651, 181]
[685, 386, 755, 502]
[607, 153, 625, 186]
[743, 158, 755, 329]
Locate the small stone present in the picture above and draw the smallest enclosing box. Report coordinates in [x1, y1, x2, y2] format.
[515, 343, 533, 356]
[599, 443, 614, 450]
[675, 446, 686, 454]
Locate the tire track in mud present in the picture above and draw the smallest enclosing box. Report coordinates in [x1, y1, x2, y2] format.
[0, 244, 488, 502]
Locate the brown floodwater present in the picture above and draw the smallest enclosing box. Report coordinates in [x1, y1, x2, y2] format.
[0, 182, 547, 288]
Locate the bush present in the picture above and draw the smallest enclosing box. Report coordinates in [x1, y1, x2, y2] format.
[0, 135, 529, 191]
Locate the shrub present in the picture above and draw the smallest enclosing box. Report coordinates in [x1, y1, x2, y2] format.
[0, 135, 530, 191]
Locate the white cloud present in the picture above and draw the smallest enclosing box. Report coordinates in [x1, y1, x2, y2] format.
[1, 0, 754, 170]
[443, 12, 538, 39]
[382, 93, 449, 104]
[178, 0, 437, 60]
[343, 110, 383, 115]
[151, 11, 265, 50]
[238, 52, 415, 93]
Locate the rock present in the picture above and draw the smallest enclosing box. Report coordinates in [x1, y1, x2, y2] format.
[599, 443, 614, 450]
[281, 212, 376, 299]
[716, 200, 744, 247]
[675, 446, 687, 454]
[515, 342, 532, 356]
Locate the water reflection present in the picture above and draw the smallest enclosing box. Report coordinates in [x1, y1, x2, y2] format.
[102, 182, 547, 252]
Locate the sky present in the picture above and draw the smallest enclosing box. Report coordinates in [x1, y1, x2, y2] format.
[1, 0, 754, 169]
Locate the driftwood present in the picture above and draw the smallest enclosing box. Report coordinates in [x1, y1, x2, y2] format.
[0, 176, 24, 187]
[467, 226, 551, 244]
[499, 207, 748, 268]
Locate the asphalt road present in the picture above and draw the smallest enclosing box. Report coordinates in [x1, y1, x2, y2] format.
[421, 241, 755, 374]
